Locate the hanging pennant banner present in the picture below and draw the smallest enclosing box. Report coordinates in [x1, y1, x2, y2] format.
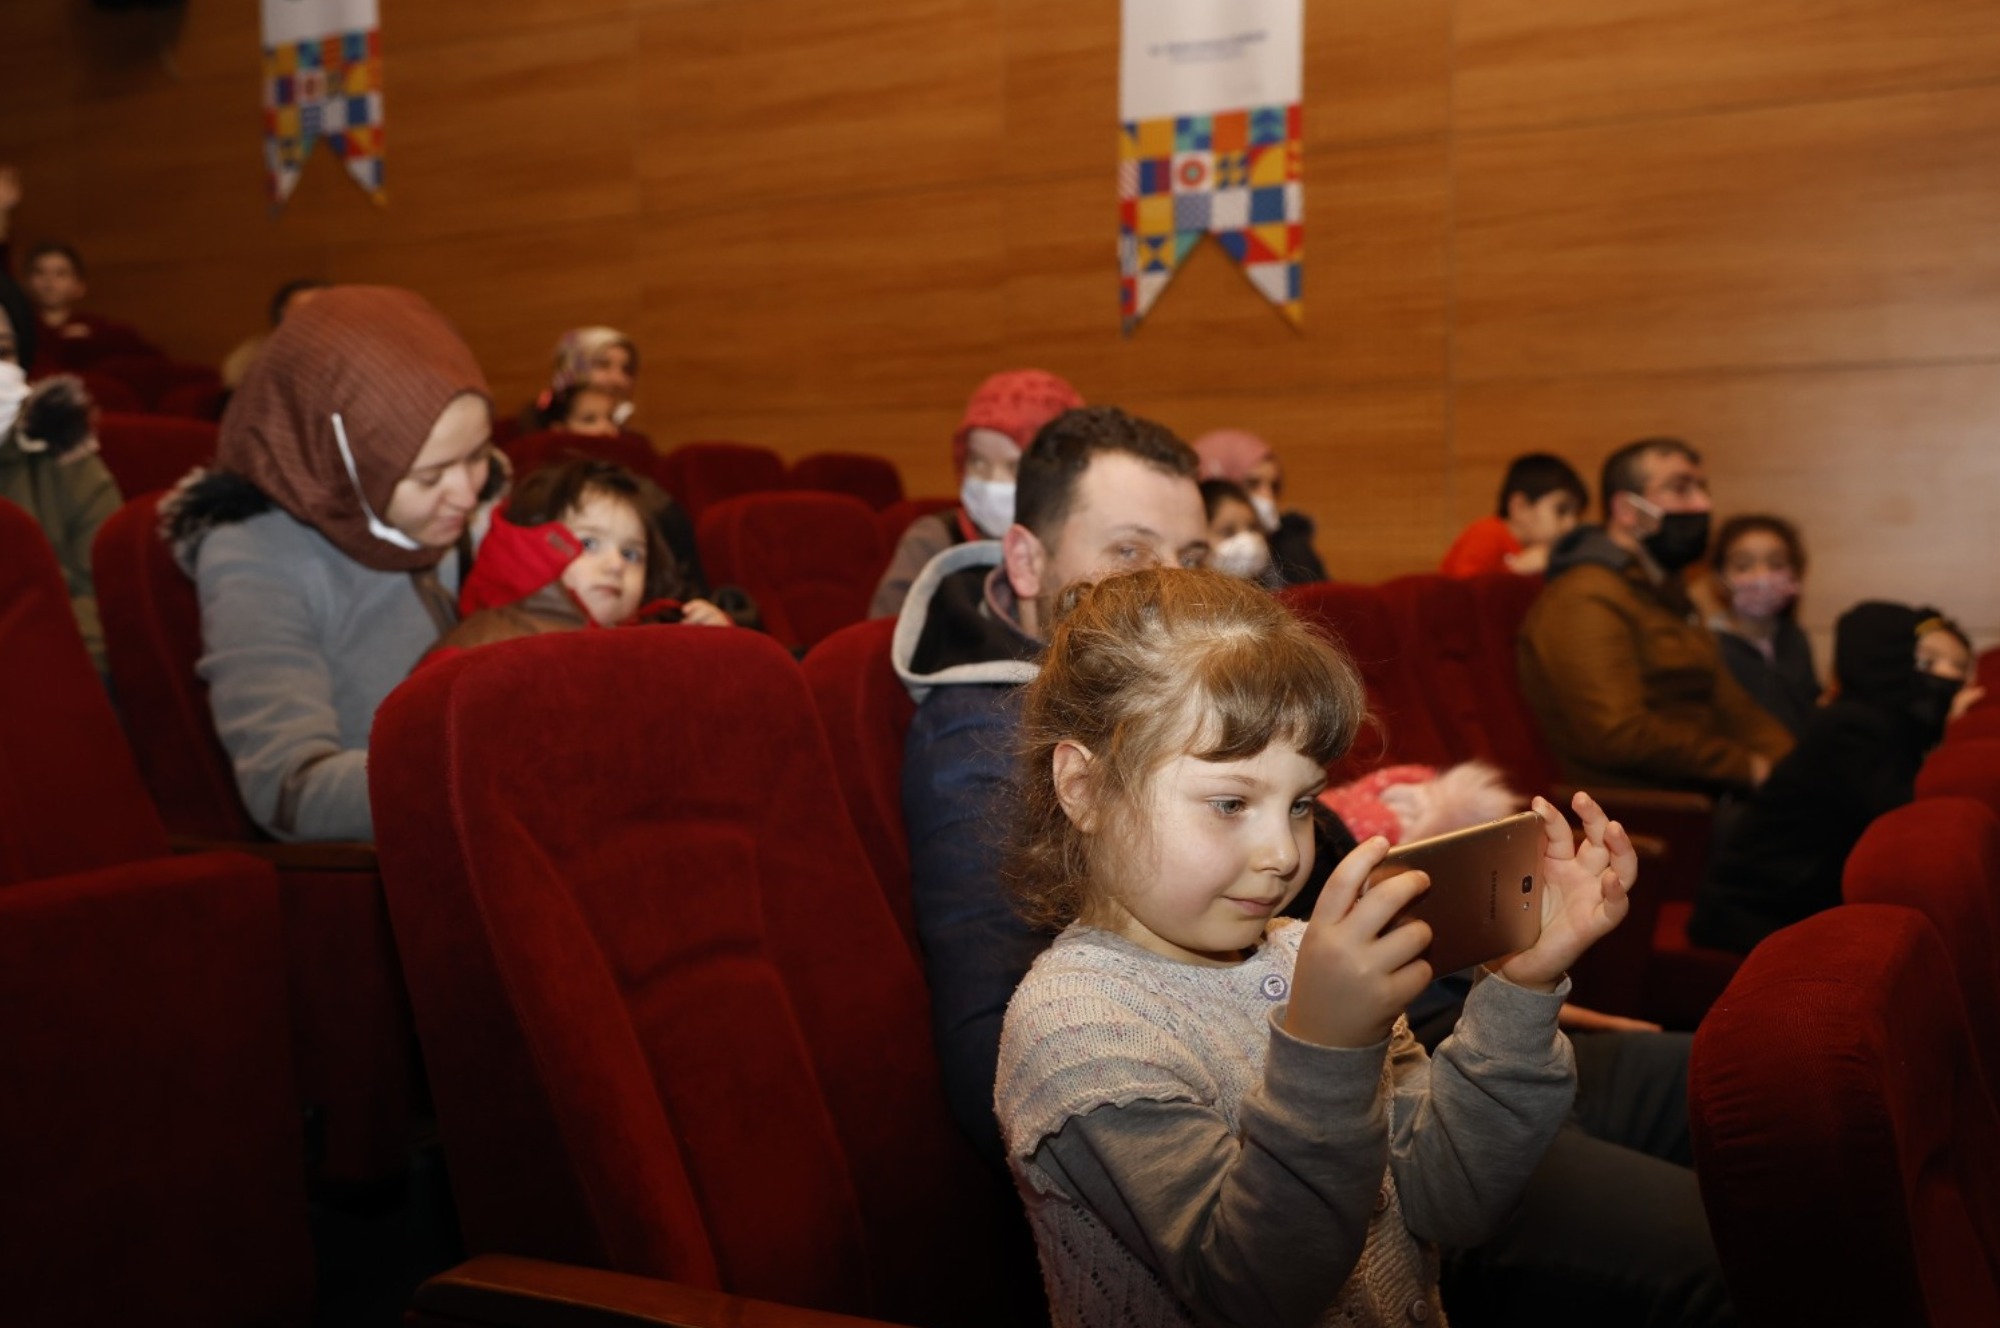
[1119, 0, 1303, 333]
[261, 0, 385, 208]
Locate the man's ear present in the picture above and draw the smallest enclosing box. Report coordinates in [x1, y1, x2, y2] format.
[1002, 522, 1048, 604]
[1052, 740, 1098, 833]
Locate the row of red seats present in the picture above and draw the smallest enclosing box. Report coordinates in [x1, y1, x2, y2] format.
[380, 609, 2000, 1328]
[92, 418, 947, 653]
[1689, 717, 2000, 1322]
[16, 476, 2000, 1323]
[0, 499, 314, 1324]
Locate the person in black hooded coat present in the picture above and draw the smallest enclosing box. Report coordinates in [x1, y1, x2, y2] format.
[1689, 601, 1984, 955]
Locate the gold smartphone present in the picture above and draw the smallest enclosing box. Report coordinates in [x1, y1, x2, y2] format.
[1367, 810, 1545, 975]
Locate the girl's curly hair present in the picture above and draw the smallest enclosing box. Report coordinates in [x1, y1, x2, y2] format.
[1008, 566, 1366, 931]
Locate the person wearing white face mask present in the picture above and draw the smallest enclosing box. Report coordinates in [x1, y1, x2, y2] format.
[1192, 428, 1327, 587]
[869, 368, 1084, 618]
[0, 268, 121, 679]
[1695, 514, 1822, 739]
[1199, 478, 1278, 586]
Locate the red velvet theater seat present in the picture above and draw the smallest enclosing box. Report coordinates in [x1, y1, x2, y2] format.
[1947, 707, 2000, 745]
[1844, 796, 2000, 1104]
[790, 451, 904, 511]
[501, 428, 658, 484]
[92, 353, 223, 411]
[1282, 579, 1453, 781]
[1915, 738, 2000, 815]
[664, 439, 789, 516]
[156, 378, 230, 421]
[0, 496, 313, 1324]
[94, 411, 218, 498]
[1690, 904, 2000, 1326]
[370, 627, 1024, 1327]
[93, 491, 418, 1189]
[698, 491, 887, 652]
[77, 369, 146, 414]
[799, 615, 919, 953]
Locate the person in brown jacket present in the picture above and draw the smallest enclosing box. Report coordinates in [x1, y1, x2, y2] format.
[1518, 437, 1793, 793]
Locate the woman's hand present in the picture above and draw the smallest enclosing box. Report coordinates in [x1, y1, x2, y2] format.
[1286, 837, 1435, 1049]
[1496, 792, 1636, 991]
[680, 598, 731, 627]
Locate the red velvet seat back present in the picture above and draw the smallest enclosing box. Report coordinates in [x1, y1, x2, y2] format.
[77, 371, 145, 414]
[1844, 796, 2000, 1104]
[1948, 707, 2000, 746]
[799, 615, 919, 953]
[1282, 579, 1452, 780]
[665, 440, 789, 517]
[94, 412, 218, 499]
[877, 495, 960, 551]
[92, 354, 222, 410]
[789, 452, 904, 511]
[1378, 574, 1509, 767]
[0, 498, 168, 882]
[501, 429, 659, 486]
[1914, 739, 2000, 815]
[1462, 573, 1562, 793]
[155, 379, 228, 421]
[370, 628, 1014, 1326]
[1690, 905, 2000, 1325]
[93, 492, 258, 840]
[698, 492, 886, 651]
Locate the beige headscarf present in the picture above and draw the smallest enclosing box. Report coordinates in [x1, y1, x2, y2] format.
[217, 286, 491, 573]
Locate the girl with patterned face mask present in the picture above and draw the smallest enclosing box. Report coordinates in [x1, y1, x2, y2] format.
[1704, 514, 1822, 739]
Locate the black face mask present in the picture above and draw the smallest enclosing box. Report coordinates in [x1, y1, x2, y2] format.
[1909, 671, 1963, 744]
[1641, 511, 1711, 573]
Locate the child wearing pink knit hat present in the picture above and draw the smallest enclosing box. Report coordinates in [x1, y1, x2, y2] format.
[870, 368, 1084, 618]
[1192, 427, 1328, 586]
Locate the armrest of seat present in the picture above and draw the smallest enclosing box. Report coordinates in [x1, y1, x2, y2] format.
[407, 1256, 904, 1328]
[169, 834, 378, 873]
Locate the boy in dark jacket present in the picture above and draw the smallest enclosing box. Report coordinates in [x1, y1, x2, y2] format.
[1690, 601, 1984, 954]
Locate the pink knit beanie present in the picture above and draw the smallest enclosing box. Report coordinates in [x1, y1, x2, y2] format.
[1192, 428, 1276, 483]
[952, 369, 1085, 474]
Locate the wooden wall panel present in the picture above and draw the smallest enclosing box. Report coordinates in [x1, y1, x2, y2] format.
[1, 1, 1995, 643]
[1456, 85, 2000, 380]
[1458, 0, 2000, 132]
[635, 0, 1004, 216]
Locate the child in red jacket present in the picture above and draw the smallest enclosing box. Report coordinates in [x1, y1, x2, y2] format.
[432, 457, 730, 661]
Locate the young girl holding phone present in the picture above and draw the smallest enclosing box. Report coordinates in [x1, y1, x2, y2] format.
[995, 566, 1636, 1327]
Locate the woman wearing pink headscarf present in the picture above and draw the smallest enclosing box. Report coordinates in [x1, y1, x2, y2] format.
[869, 368, 1084, 618]
[1192, 427, 1327, 586]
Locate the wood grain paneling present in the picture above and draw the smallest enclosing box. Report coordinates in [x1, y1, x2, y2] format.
[1458, 0, 2000, 133]
[634, 183, 1007, 417]
[634, 0, 1004, 216]
[1456, 365, 2000, 640]
[1457, 84, 2000, 380]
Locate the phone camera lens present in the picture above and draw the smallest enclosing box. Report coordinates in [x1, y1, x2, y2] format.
[1520, 875, 1533, 894]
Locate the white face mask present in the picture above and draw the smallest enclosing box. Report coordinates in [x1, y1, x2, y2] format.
[1212, 530, 1273, 580]
[0, 360, 27, 439]
[332, 412, 424, 551]
[960, 476, 1017, 539]
[1250, 494, 1280, 533]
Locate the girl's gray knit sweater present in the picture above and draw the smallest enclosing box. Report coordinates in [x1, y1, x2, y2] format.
[996, 920, 1574, 1328]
